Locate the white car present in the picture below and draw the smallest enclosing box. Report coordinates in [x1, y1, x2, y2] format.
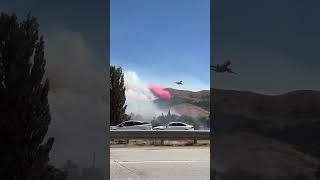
[111, 120, 153, 130]
[153, 122, 194, 130]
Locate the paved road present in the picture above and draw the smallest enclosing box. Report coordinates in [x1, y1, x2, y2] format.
[110, 146, 210, 180]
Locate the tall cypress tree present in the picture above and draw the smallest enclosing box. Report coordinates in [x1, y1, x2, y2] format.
[110, 65, 128, 126]
[0, 13, 66, 180]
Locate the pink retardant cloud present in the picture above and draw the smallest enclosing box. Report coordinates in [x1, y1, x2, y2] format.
[147, 84, 172, 100]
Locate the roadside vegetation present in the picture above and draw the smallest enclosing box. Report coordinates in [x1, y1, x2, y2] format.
[0, 13, 66, 180]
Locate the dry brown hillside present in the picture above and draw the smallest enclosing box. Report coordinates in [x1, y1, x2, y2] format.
[212, 88, 320, 171]
[213, 89, 320, 121]
[153, 88, 210, 118]
[159, 88, 320, 178]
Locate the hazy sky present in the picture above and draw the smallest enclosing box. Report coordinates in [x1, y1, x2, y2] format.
[0, 0, 106, 63]
[111, 0, 210, 91]
[214, 0, 320, 95]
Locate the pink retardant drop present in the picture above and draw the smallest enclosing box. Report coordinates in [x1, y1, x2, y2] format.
[147, 84, 172, 100]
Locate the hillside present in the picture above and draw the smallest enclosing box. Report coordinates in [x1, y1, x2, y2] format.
[153, 87, 320, 127]
[212, 89, 320, 157]
[153, 88, 210, 118]
[169, 103, 209, 118]
[154, 88, 320, 178]
[153, 87, 320, 123]
[213, 89, 320, 122]
[211, 88, 320, 179]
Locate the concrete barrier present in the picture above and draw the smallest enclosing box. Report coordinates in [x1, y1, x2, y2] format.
[110, 130, 210, 140]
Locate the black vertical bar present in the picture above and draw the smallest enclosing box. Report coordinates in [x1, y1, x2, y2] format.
[106, 0, 110, 179]
[210, 0, 215, 179]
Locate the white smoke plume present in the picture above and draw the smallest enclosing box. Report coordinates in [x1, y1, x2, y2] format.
[123, 71, 170, 121]
[43, 29, 107, 173]
[44, 29, 105, 95]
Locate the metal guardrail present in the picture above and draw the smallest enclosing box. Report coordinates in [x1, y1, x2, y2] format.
[110, 130, 210, 140]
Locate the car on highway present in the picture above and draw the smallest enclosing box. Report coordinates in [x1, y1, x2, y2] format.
[153, 122, 194, 130]
[111, 120, 153, 130]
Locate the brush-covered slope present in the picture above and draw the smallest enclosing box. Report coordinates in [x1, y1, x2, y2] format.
[213, 89, 320, 122]
[153, 88, 210, 118]
[212, 88, 320, 168]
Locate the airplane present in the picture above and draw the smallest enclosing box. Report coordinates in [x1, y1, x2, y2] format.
[175, 80, 183, 85]
[211, 60, 237, 74]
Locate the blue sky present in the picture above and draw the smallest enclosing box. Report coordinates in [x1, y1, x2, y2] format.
[111, 0, 210, 91]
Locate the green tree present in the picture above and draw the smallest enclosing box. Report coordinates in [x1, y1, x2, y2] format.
[110, 65, 128, 125]
[0, 13, 65, 180]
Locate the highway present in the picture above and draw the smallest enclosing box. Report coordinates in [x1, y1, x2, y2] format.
[110, 146, 210, 180]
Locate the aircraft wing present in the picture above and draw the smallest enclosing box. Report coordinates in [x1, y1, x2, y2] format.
[227, 69, 237, 74]
[222, 60, 231, 67]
